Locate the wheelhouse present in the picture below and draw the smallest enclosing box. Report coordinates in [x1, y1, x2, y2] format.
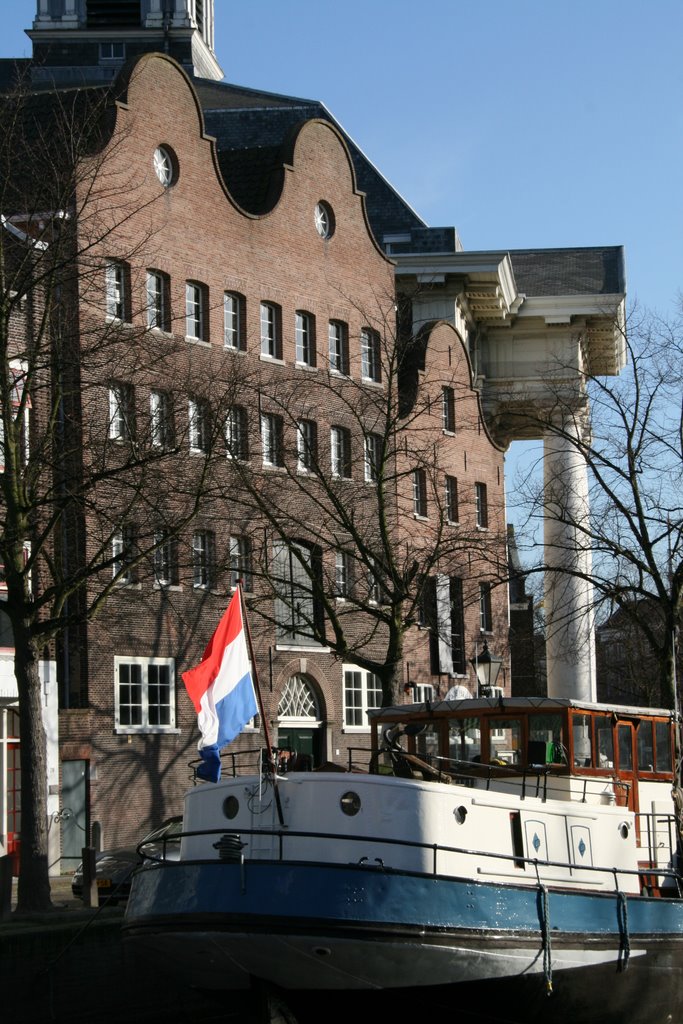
[369, 697, 676, 800]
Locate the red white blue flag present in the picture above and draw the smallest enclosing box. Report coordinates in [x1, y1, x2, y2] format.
[182, 587, 258, 782]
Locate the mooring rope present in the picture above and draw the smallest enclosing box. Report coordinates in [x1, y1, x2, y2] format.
[617, 889, 631, 971]
[533, 862, 553, 995]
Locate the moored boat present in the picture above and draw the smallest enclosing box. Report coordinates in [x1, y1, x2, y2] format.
[123, 696, 683, 1024]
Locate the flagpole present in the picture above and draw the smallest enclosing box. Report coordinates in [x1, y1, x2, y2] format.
[238, 583, 286, 826]
[238, 583, 275, 771]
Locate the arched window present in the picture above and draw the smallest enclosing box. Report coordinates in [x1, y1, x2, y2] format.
[278, 674, 320, 722]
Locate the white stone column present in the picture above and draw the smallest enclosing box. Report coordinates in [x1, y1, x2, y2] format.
[146, 0, 164, 28]
[34, 0, 52, 24]
[543, 417, 596, 702]
[61, 0, 79, 27]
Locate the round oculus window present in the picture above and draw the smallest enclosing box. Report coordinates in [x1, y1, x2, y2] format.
[153, 146, 175, 187]
[314, 201, 334, 239]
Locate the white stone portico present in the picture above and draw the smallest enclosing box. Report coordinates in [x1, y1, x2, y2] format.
[394, 245, 627, 701]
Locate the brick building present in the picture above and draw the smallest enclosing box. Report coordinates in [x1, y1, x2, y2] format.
[0, 2, 624, 871]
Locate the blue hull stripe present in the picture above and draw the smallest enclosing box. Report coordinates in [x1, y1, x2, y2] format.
[126, 860, 683, 938]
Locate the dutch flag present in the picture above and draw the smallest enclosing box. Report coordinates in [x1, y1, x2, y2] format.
[182, 586, 259, 783]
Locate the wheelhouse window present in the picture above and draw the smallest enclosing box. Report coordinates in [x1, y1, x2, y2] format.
[360, 328, 381, 382]
[185, 281, 208, 341]
[260, 302, 282, 359]
[295, 311, 316, 367]
[328, 320, 349, 374]
[343, 665, 382, 729]
[114, 657, 176, 733]
[224, 291, 245, 350]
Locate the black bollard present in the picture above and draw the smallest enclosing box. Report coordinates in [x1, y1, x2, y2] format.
[81, 845, 98, 907]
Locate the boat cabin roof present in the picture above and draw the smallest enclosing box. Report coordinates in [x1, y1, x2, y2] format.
[368, 696, 675, 722]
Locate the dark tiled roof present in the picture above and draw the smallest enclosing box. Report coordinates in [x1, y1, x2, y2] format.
[509, 246, 625, 297]
[196, 77, 425, 236]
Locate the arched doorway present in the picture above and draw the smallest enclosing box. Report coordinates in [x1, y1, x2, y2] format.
[277, 673, 324, 770]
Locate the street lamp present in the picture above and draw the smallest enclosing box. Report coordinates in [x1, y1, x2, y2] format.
[470, 641, 503, 698]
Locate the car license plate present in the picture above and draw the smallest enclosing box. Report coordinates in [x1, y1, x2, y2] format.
[96, 879, 111, 888]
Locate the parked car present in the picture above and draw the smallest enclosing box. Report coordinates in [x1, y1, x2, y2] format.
[71, 816, 182, 904]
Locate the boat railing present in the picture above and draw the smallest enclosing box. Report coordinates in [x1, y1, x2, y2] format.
[355, 747, 630, 805]
[188, 748, 264, 783]
[138, 822, 683, 897]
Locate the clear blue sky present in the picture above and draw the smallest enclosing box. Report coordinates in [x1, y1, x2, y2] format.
[2, 1, 681, 314]
[2, 1, 680, 535]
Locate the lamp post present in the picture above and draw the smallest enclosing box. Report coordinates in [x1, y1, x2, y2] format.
[470, 641, 503, 698]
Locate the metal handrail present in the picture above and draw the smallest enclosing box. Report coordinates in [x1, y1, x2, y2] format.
[138, 821, 683, 896]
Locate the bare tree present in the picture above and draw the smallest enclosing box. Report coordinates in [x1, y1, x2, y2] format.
[510, 306, 683, 708]
[215, 298, 509, 708]
[0, 79, 216, 912]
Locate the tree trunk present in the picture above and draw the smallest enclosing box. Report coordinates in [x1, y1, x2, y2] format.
[14, 631, 53, 914]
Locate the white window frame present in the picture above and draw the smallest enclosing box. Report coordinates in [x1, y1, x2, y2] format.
[261, 412, 284, 467]
[224, 291, 243, 350]
[479, 582, 493, 633]
[150, 389, 174, 449]
[114, 656, 177, 734]
[295, 311, 316, 367]
[296, 418, 317, 472]
[192, 530, 215, 589]
[105, 261, 126, 321]
[364, 432, 381, 483]
[445, 475, 458, 523]
[154, 531, 179, 587]
[475, 482, 489, 529]
[185, 281, 206, 341]
[146, 270, 167, 331]
[330, 425, 352, 479]
[260, 302, 281, 359]
[412, 467, 428, 517]
[108, 382, 134, 441]
[343, 664, 382, 731]
[189, 398, 210, 453]
[328, 320, 348, 374]
[226, 405, 249, 460]
[335, 550, 351, 599]
[442, 386, 456, 433]
[112, 524, 136, 585]
[360, 328, 381, 383]
[229, 534, 252, 591]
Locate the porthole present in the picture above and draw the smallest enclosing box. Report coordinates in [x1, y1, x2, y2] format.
[153, 145, 177, 187]
[223, 795, 239, 820]
[314, 201, 334, 239]
[340, 791, 361, 816]
[454, 805, 468, 825]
